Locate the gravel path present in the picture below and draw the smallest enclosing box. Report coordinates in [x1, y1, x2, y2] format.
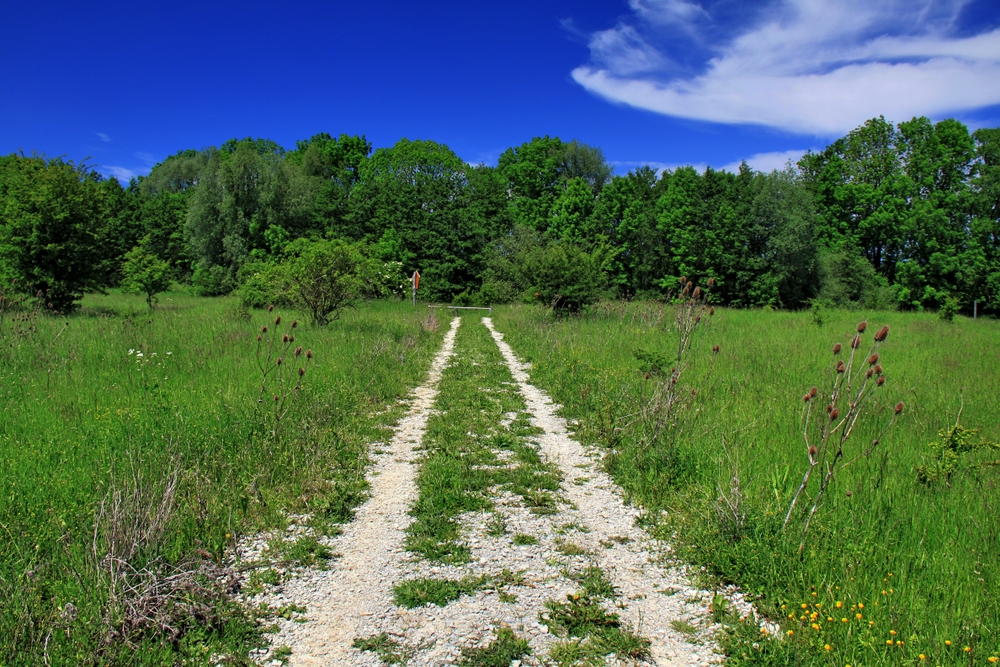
[245, 315, 730, 666]
[483, 317, 720, 666]
[265, 316, 462, 666]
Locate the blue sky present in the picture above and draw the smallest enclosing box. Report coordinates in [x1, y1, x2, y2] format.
[3, 0, 999, 182]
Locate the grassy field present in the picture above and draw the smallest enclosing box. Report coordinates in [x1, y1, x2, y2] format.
[494, 302, 1000, 667]
[0, 292, 443, 666]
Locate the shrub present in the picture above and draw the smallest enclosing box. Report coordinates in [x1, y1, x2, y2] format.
[522, 242, 605, 313]
[120, 241, 172, 309]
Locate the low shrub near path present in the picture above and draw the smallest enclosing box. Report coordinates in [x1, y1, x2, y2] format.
[494, 303, 1000, 666]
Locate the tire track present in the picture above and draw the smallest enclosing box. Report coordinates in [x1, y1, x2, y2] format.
[273, 316, 461, 666]
[483, 317, 719, 667]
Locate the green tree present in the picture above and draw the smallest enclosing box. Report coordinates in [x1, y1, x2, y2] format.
[121, 239, 172, 309]
[0, 154, 104, 311]
[283, 238, 370, 325]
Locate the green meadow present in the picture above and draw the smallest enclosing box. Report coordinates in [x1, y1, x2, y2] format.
[2, 293, 999, 666]
[494, 303, 1000, 666]
[0, 293, 443, 665]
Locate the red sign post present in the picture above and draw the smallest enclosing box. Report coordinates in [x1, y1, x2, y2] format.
[411, 270, 420, 307]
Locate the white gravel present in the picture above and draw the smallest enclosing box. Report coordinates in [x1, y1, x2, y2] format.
[241, 315, 748, 666]
[260, 316, 461, 666]
[483, 317, 723, 666]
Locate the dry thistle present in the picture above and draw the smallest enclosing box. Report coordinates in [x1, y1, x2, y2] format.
[261, 326, 268, 333]
[294, 346, 302, 357]
[836, 360, 846, 373]
[709, 307, 715, 316]
[810, 386, 818, 397]
[895, 402, 904, 414]
[707, 277, 715, 287]
[306, 349, 313, 359]
[869, 353, 879, 365]
[830, 407, 840, 421]
[268, 305, 274, 312]
[874, 325, 890, 342]
[282, 334, 289, 344]
[877, 376, 885, 387]
[874, 364, 882, 375]
[291, 320, 298, 328]
[857, 321, 868, 333]
[693, 286, 702, 299]
[712, 344, 720, 353]
[298, 367, 305, 377]
[851, 334, 862, 349]
[274, 315, 281, 325]
[833, 343, 842, 355]
[276, 357, 282, 366]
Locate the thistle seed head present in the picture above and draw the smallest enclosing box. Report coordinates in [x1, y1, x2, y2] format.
[836, 360, 846, 373]
[874, 325, 890, 342]
[874, 364, 883, 375]
[830, 407, 840, 420]
[291, 320, 298, 328]
[275, 315, 281, 325]
[276, 357, 282, 366]
[833, 343, 842, 355]
[851, 334, 862, 349]
[869, 353, 879, 365]
[803, 393, 811, 402]
[810, 386, 818, 397]
[306, 349, 313, 359]
[298, 367, 305, 377]
[693, 286, 702, 299]
[268, 305, 274, 312]
[866, 368, 874, 378]
[707, 277, 715, 287]
[709, 307, 715, 316]
[808, 446, 818, 458]
[679, 276, 687, 285]
[273, 395, 279, 402]
[294, 346, 302, 357]
[262, 326, 268, 333]
[895, 401, 904, 414]
[877, 376, 885, 386]
[257, 335, 262, 342]
[857, 321, 868, 333]
[283, 334, 289, 344]
[712, 344, 720, 353]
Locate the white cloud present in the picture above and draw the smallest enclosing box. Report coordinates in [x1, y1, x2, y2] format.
[96, 132, 111, 142]
[573, 0, 1000, 135]
[102, 166, 138, 182]
[717, 149, 809, 174]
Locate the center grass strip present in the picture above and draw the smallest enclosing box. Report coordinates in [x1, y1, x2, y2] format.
[405, 317, 562, 564]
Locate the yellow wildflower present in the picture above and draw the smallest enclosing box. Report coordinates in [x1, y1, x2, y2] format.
[824, 645, 832, 651]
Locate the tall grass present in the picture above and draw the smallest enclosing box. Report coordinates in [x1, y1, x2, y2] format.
[494, 303, 1000, 666]
[0, 292, 442, 665]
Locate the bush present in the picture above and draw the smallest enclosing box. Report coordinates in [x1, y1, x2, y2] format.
[121, 242, 172, 309]
[236, 260, 291, 309]
[522, 242, 606, 313]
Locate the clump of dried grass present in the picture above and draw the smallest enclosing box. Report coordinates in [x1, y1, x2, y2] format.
[92, 459, 238, 648]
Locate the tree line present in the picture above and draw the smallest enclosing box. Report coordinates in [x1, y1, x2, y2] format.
[1, 116, 998, 316]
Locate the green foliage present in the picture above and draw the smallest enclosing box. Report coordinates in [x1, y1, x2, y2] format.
[521, 241, 606, 313]
[495, 303, 1000, 667]
[0, 154, 105, 311]
[0, 295, 444, 665]
[352, 633, 410, 665]
[282, 239, 378, 324]
[458, 627, 530, 667]
[392, 576, 489, 608]
[121, 240, 172, 309]
[916, 421, 1000, 485]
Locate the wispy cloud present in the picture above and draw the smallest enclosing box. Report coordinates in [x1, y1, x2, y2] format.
[572, 0, 1000, 135]
[99, 166, 141, 183]
[717, 149, 809, 174]
[96, 132, 111, 142]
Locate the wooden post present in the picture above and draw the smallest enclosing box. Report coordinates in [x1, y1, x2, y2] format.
[412, 271, 420, 307]
[974, 300, 978, 320]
